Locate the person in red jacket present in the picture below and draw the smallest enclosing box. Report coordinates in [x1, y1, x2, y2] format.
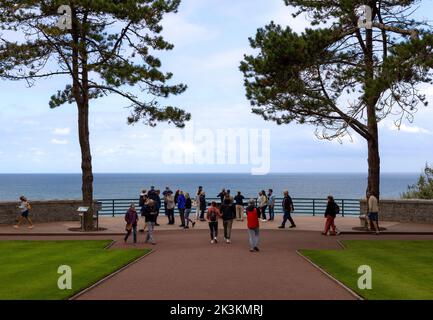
[124, 204, 139, 243]
[246, 199, 260, 252]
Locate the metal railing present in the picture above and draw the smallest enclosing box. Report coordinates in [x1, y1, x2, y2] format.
[97, 197, 360, 217]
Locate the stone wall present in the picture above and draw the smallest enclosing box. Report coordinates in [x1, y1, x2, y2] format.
[0, 200, 101, 225]
[360, 199, 433, 224]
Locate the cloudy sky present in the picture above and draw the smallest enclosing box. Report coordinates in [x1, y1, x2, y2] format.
[1, 0, 432, 174]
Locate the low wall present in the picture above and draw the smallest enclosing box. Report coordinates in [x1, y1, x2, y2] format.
[360, 199, 433, 224]
[0, 200, 101, 225]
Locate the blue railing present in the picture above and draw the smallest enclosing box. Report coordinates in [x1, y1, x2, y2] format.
[97, 197, 360, 217]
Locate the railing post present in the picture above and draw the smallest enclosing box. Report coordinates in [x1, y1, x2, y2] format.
[342, 199, 345, 217]
[313, 199, 315, 216]
[112, 200, 115, 217]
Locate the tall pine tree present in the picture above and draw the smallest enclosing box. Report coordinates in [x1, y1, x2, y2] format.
[241, 0, 433, 198]
[0, 1, 190, 229]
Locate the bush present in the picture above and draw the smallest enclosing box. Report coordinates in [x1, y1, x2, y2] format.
[402, 164, 433, 199]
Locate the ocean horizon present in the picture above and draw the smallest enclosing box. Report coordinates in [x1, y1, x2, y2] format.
[0, 172, 420, 201]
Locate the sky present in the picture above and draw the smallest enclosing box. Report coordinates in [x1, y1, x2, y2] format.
[0, 0, 433, 174]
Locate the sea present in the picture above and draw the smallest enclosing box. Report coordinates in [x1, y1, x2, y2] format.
[0, 173, 419, 201]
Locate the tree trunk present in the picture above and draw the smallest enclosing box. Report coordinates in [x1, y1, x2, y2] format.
[367, 134, 380, 199]
[77, 100, 94, 230]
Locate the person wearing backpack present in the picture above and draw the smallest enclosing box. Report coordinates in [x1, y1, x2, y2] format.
[206, 201, 222, 244]
[323, 195, 340, 236]
[246, 199, 260, 252]
[144, 198, 157, 245]
[221, 197, 236, 243]
[124, 204, 139, 244]
[14, 196, 34, 229]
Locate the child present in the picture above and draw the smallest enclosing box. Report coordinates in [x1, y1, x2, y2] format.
[14, 196, 34, 229]
[246, 199, 260, 252]
[124, 204, 139, 243]
[207, 201, 222, 244]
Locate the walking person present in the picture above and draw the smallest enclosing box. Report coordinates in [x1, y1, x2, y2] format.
[234, 191, 245, 221]
[14, 196, 34, 229]
[165, 191, 175, 225]
[194, 186, 203, 220]
[143, 198, 157, 245]
[267, 189, 276, 221]
[124, 204, 139, 244]
[258, 190, 268, 221]
[177, 190, 186, 228]
[221, 198, 236, 243]
[367, 192, 380, 235]
[322, 195, 340, 236]
[246, 199, 260, 252]
[279, 190, 296, 228]
[184, 193, 196, 229]
[199, 191, 207, 221]
[207, 201, 222, 244]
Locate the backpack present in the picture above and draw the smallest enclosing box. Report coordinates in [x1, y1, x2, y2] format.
[209, 208, 218, 222]
[139, 196, 144, 207]
[335, 203, 340, 215]
[26, 202, 32, 210]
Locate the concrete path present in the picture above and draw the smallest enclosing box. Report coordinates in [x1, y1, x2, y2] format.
[3, 215, 433, 235]
[2, 230, 433, 300]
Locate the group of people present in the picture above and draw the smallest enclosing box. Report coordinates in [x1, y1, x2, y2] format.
[124, 186, 351, 251]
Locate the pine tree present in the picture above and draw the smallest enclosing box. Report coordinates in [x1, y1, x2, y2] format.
[240, 0, 433, 198]
[0, 0, 190, 229]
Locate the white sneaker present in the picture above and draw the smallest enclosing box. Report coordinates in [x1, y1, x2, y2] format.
[13, 225, 19, 229]
[211, 240, 215, 244]
[226, 239, 231, 244]
[261, 219, 267, 222]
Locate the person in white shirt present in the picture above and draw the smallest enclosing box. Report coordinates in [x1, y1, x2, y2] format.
[14, 196, 34, 229]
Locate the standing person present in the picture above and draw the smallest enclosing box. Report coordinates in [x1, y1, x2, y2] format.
[234, 191, 245, 221]
[162, 186, 172, 217]
[14, 196, 34, 229]
[217, 188, 226, 204]
[199, 191, 207, 221]
[138, 189, 147, 211]
[279, 190, 296, 229]
[154, 189, 161, 226]
[147, 186, 157, 201]
[194, 186, 203, 220]
[221, 198, 236, 243]
[322, 195, 340, 236]
[207, 201, 222, 244]
[124, 204, 139, 244]
[177, 190, 186, 228]
[174, 190, 180, 205]
[165, 191, 175, 225]
[367, 192, 380, 235]
[246, 199, 260, 252]
[184, 193, 196, 229]
[258, 190, 268, 222]
[267, 189, 276, 221]
[143, 198, 157, 245]
[226, 189, 234, 204]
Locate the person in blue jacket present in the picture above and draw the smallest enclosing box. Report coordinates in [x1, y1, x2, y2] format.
[177, 190, 186, 227]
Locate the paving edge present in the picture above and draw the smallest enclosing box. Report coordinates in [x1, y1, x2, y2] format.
[296, 250, 364, 301]
[68, 246, 155, 300]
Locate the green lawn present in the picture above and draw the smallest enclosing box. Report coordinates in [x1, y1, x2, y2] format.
[0, 240, 150, 300]
[301, 240, 433, 300]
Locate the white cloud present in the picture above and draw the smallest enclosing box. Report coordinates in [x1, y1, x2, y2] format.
[388, 123, 432, 134]
[51, 138, 69, 145]
[161, 14, 217, 47]
[29, 148, 46, 157]
[53, 127, 71, 136]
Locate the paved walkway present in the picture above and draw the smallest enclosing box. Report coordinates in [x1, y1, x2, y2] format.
[3, 230, 433, 300]
[3, 215, 433, 235]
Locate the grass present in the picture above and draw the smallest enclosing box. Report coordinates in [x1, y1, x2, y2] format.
[0, 240, 150, 300]
[301, 240, 433, 300]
